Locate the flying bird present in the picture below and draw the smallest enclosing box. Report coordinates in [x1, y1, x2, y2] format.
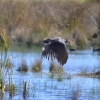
[92, 33, 98, 38]
[41, 37, 70, 66]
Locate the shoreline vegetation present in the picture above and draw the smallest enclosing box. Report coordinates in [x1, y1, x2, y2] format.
[0, 28, 100, 97]
[0, 0, 100, 49]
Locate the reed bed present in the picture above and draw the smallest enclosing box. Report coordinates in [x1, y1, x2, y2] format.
[0, 0, 100, 49]
[0, 28, 16, 97]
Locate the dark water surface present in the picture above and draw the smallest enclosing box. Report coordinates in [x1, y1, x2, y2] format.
[1, 46, 100, 100]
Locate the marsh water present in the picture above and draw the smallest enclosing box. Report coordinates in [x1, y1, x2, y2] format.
[1, 46, 100, 100]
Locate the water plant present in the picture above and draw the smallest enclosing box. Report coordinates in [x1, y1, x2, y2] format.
[31, 59, 42, 73]
[9, 82, 16, 98]
[23, 81, 27, 99]
[0, 28, 17, 98]
[0, 28, 9, 94]
[22, 80, 32, 99]
[17, 59, 28, 72]
[49, 62, 64, 73]
[49, 62, 64, 81]
[0, 81, 5, 94]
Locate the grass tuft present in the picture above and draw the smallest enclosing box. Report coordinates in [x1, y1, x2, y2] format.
[9, 83, 15, 98]
[49, 62, 64, 81]
[49, 62, 64, 73]
[31, 59, 42, 73]
[17, 59, 28, 72]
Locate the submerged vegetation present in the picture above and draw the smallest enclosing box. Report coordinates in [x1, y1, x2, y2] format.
[0, 0, 100, 49]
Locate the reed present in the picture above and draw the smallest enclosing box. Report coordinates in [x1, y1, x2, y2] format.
[0, 28, 9, 94]
[0, 81, 5, 94]
[23, 81, 27, 99]
[49, 62, 65, 81]
[0, 28, 16, 98]
[31, 59, 42, 72]
[17, 59, 28, 72]
[9, 83, 15, 98]
[49, 62, 64, 73]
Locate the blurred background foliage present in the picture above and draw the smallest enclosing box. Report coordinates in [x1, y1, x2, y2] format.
[0, 0, 100, 49]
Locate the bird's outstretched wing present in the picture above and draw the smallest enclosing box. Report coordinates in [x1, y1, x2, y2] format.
[41, 41, 68, 66]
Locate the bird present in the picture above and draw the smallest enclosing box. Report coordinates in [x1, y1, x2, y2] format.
[93, 47, 100, 52]
[41, 37, 70, 66]
[95, 71, 100, 75]
[92, 33, 98, 38]
[92, 44, 100, 52]
[69, 45, 76, 51]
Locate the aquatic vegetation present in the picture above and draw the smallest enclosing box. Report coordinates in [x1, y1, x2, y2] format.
[0, 28, 9, 94]
[22, 80, 32, 99]
[49, 62, 65, 81]
[23, 81, 27, 99]
[0, 81, 5, 95]
[57, 75, 63, 81]
[49, 62, 64, 73]
[0, 1, 100, 99]
[0, 28, 16, 99]
[79, 67, 89, 76]
[31, 59, 42, 72]
[17, 59, 28, 72]
[9, 83, 16, 98]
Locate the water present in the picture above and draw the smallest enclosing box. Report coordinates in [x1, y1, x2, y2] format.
[1, 47, 100, 100]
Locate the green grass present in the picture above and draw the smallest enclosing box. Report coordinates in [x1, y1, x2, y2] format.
[0, 28, 14, 95]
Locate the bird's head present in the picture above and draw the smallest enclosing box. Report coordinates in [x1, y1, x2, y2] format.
[65, 39, 70, 43]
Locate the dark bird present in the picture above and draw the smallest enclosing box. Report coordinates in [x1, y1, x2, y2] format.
[69, 46, 76, 51]
[92, 33, 98, 38]
[92, 44, 100, 52]
[95, 71, 100, 75]
[41, 37, 70, 66]
[93, 48, 100, 52]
